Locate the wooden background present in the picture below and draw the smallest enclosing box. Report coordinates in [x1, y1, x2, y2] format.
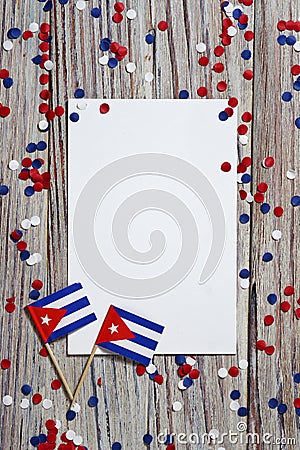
[1, 0, 300, 448]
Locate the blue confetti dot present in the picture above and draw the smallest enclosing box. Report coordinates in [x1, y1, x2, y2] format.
[21, 384, 32, 395]
[0, 185, 9, 195]
[143, 434, 153, 444]
[43, 0, 53, 11]
[232, 8, 243, 19]
[277, 35, 287, 45]
[100, 38, 111, 51]
[260, 203, 270, 214]
[37, 141, 47, 151]
[108, 58, 118, 68]
[30, 436, 40, 447]
[32, 55, 43, 65]
[239, 269, 250, 279]
[238, 22, 248, 30]
[291, 195, 300, 206]
[74, 88, 85, 98]
[268, 398, 279, 409]
[286, 35, 296, 45]
[145, 33, 155, 44]
[221, 1, 229, 11]
[26, 142, 37, 153]
[179, 90, 189, 99]
[39, 434, 47, 443]
[59, 0, 69, 4]
[282, 91, 292, 102]
[219, 111, 229, 121]
[175, 355, 186, 365]
[149, 371, 158, 380]
[237, 407, 248, 417]
[112, 443, 122, 450]
[29, 290, 40, 300]
[24, 186, 35, 197]
[45, 35, 52, 43]
[241, 49, 251, 60]
[277, 403, 287, 414]
[263, 252, 273, 262]
[183, 377, 193, 388]
[32, 159, 42, 169]
[294, 373, 300, 383]
[66, 410, 76, 421]
[230, 390, 241, 400]
[296, 408, 300, 416]
[267, 293, 277, 305]
[293, 80, 300, 91]
[241, 173, 251, 184]
[88, 396, 99, 407]
[239, 213, 250, 224]
[295, 118, 300, 129]
[164, 435, 174, 445]
[3, 77, 13, 88]
[20, 250, 31, 261]
[7, 28, 21, 39]
[70, 112, 80, 122]
[91, 7, 101, 18]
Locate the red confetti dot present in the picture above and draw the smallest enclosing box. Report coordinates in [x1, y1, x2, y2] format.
[284, 285, 294, 296]
[222, 18, 233, 29]
[239, 14, 248, 25]
[99, 103, 110, 114]
[177, 366, 185, 377]
[243, 70, 253, 80]
[221, 162, 231, 172]
[189, 369, 200, 379]
[264, 315, 274, 326]
[1, 359, 11, 370]
[40, 22, 51, 33]
[277, 20, 286, 31]
[39, 347, 49, 357]
[40, 90, 51, 100]
[199, 56, 209, 66]
[274, 206, 283, 217]
[217, 81, 227, 92]
[0, 69, 9, 79]
[256, 339, 266, 351]
[32, 393, 43, 404]
[34, 182, 44, 192]
[228, 366, 239, 377]
[286, 20, 295, 31]
[112, 12, 123, 23]
[22, 157, 32, 168]
[97, 377, 102, 387]
[265, 345, 275, 356]
[239, 190, 247, 200]
[242, 156, 251, 167]
[166, 445, 175, 450]
[5, 303, 16, 313]
[257, 182, 268, 193]
[6, 296, 15, 303]
[197, 86, 207, 97]
[110, 42, 120, 53]
[47, 432, 57, 444]
[182, 364, 192, 375]
[11, 229, 22, 241]
[153, 374, 164, 384]
[51, 379, 62, 390]
[136, 364, 146, 376]
[222, 35, 232, 46]
[158, 21, 168, 31]
[55, 106, 65, 117]
[225, 107, 234, 117]
[295, 22, 300, 32]
[42, 172, 51, 182]
[39, 103, 49, 114]
[228, 97, 238, 108]
[294, 398, 300, 409]
[237, 124, 248, 135]
[46, 110, 56, 121]
[114, 2, 124, 12]
[243, 0, 253, 5]
[263, 156, 274, 168]
[242, 111, 252, 122]
[117, 46, 128, 57]
[213, 62, 224, 73]
[38, 31, 49, 41]
[294, 308, 300, 319]
[237, 162, 247, 173]
[280, 301, 291, 312]
[32, 279, 43, 290]
[254, 192, 264, 203]
[291, 64, 300, 76]
[46, 420, 57, 430]
[214, 45, 224, 57]
[39, 42, 50, 52]
[22, 30, 33, 40]
[39, 74, 49, 85]
[0, 106, 10, 118]
[244, 30, 254, 41]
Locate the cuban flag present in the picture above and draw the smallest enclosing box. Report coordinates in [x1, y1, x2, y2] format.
[95, 305, 165, 366]
[26, 283, 97, 344]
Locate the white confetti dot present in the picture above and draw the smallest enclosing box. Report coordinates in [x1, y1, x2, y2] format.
[73, 435, 83, 446]
[76, 101, 88, 110]
[71, 402, 81, 413]
[186, 356, 197, 366]
[230, 400, 240, 411]
[29, 22, 39, 33]
[126, 62, 136, 73]
[33, 253, 42, 263]
[239, 359, 248, 370]
[38, 120, 49, 131]
[3, 395, 12, 406]
[3, 40, 13, 51]
[44, 60, 54, 71]
[287, 169, 296, 180]
[272, 229, 282, 241]
[227, 26, 237, 36]
[196, 42, 206, 53]
[146, 363, 156, 374]
[145, 72, 154, 82]
[240, 279, 250, 289]
[66, 430, 76, 440]
[56, 420, 62, 429]
[178, 380, 187, 390]
[218, 448, 226, 450]
[26, 254, 37, 266]
[30, 216, 40, 226]
[246, 193, 254, 203]
[76, 0, 86, 10]
[21, 219, 32, 230]
[237, 174, 243, 184]
[9, 160, 19, 170]
[172, 401, 182, 411]
[218, 368, 228, 378]
[42, 398, 52, 409]
[126, 9, 137, 20]
[239, 135, 248, 145]
[99, 55, 109, 65]
[294, 41, 300, 52]
[225, 3, 234, 13]
[20, 398, 30, 409]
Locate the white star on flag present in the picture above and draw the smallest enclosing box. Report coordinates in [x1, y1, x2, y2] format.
[41, 315, 52, 326]
[108, 323, 119, 334]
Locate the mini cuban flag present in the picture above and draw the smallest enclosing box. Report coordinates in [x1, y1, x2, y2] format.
[95, 305, 165, 366]
[26, 283, 97, 344]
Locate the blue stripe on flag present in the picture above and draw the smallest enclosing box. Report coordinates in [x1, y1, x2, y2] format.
[113, 306, 164, 334]
[99, 342, 151, 366]
[62, 296, 90, 316]
[129, 332, 158, 351]
[47, 312, 97, 342]
[30, 283, 82, 307]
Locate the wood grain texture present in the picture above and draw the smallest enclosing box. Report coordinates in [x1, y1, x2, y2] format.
[0, 0, 299, 449]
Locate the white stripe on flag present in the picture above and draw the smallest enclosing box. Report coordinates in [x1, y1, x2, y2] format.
[55, 305, 95, 331]
[109, 338, 154, 359]
[122, 318, 162, 342]
[42, 289, 85, 309]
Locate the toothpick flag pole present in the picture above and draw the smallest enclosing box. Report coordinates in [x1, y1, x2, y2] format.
[71, 344, 98, 408]
[45, 343, 74, 401]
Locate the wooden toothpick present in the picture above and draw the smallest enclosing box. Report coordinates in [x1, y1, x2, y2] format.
[71, 344, 98, 408]
[45, 343, 73, 401]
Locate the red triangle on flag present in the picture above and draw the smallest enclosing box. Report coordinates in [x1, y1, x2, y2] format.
[27, 306, 67, 343]
[96, 305, 135, 345]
